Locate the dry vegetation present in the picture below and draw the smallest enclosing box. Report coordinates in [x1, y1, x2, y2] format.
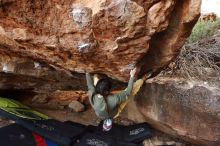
[164, 18, 220, 80]
[174, 41, 220, 80]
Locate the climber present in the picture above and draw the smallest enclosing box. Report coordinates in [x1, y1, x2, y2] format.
[86, 68, 136, 131]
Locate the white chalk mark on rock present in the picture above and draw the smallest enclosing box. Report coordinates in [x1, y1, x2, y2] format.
[71, 6, 92, 27]
[2, 63, 8, 72]
[77, 42, 91, 53]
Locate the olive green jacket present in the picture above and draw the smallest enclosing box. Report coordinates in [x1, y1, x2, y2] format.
[86, 73, 134, 119]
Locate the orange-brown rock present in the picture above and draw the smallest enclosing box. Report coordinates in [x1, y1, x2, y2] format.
[28, 90, 88, 110]
[0, 0, 201, 82]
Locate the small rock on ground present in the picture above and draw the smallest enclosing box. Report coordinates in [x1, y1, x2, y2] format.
[68, 100, 85, 112]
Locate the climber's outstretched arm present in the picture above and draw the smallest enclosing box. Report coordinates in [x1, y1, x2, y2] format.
[114, 68, 136, 103]
[86, 73, 95, 98]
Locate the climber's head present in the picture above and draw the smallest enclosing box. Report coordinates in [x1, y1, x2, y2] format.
[95, 78, 112, 96]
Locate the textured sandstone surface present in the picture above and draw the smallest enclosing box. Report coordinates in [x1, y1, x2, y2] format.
[0, 0, 201, 81]
[127, 77, 220, 146]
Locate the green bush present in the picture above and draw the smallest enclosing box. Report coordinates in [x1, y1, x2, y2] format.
[187, 18, 220, 43]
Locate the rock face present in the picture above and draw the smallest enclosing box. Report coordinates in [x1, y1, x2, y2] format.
[127, 77, 220, 146]
[0, 0, 201, 81]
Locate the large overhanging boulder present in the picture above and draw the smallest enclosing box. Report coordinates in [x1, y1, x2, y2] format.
[0, 0, 201, 82]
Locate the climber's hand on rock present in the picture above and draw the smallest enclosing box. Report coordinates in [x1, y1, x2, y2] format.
[130, 67, 137, 78]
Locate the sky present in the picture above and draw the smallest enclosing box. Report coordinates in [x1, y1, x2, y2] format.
[201, 0, 220, 16]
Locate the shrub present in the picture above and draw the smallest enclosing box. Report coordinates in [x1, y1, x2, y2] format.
[187, 18, 220, 43]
